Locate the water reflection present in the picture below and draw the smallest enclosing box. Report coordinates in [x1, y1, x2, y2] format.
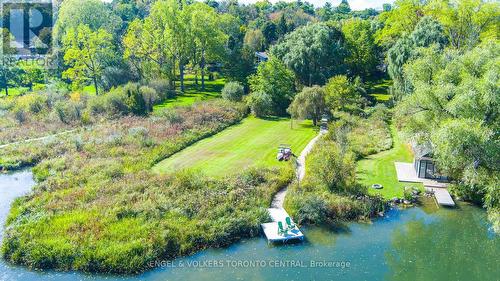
[0, 171, 498, 281]
[385, 204, 500, 281]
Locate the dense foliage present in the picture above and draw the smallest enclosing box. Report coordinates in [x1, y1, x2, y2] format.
[1, 0, 499, 273]
[3, 167, 292, 273]
[221, 81, 245, 101]
[395, 42, 499, 228]
[271, 22, 347, 86]
[285, 114, 387, 225]
[287, 86, 326, 126]
[247, 57, 295, 116]
[0, 101, 297, 273]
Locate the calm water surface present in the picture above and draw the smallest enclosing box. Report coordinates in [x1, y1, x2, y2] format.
[0, 171, 498, 281]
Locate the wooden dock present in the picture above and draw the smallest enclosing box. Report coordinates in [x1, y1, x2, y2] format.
[426, 187, 456, 207]
[261, 208, 304, 243]
[394, 162, 454, 206]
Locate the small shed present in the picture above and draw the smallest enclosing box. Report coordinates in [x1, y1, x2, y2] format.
[412, 142, 438, 179]
[255, 52, 269, 64]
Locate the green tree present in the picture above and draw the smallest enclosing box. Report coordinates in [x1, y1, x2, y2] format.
[425, 0, 499, 50]
[396, 41, 500, 228]
[317, 2, 334, 21]
[272, 23, 347, 86]
[387, 16, 448, 99]
[336, 0, 351, 14]
[123, 9, 173, 81]
[0, 28, 18, 96]
[276, 13, 289, 38]
[248, 57, 296, 116]
[220, 14, 255, 85]
[244, 29, 265, 52]
[324, 75, 365, 115]
[411, 16, 448, 48]
[387, 35, 415, 99]
[261, 21, 277, 46]
[54, 0, 121, 44]
[342, 18, 379, 77]
[164, 0, 193, 92]
[288, 86, 326, 126]
[375, 0, 425, 47]
[189, 2, 227, 90]
[0, 63, 17, 96]
[18, 62, 46, 92]
[63, 25, 114, 95]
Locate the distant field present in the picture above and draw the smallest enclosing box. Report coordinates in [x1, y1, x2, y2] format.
[154, 75, 225, 110]
[153, 116, 317, 177]
[366, 78, 392, 103]
[357, 125, 423, 199]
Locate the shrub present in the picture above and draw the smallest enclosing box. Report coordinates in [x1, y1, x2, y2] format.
[140, 86, 159, 112]
[294, 195, 329, 224]
[147, 79, 173, 99]
[123, 83, 147, 115]
[89, 83, 149, 117]
[246, 91, 272, 117]
[308, 140, 358, 194]
[86, 95, 107, 115]
[54, 100, 81, 124]
[222, 81, 245, 101]
[160, 109, 183, 124]
[0, 101, 257, 273]
[15, 94, 47, 114]
[13, 109, 26, 124]
[104, 90, 129, 115]
[327, 111, 392, 158]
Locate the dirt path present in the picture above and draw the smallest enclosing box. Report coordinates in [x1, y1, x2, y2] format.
[0, 129, 79, 149]
[270, 128, 327, 209]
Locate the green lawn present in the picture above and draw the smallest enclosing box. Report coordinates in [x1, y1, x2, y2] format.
[356, 124, 423, 199]
[153, 116, 317, 177]
[365, 78, 392, 103]
[0, 87, 29, 98]
[81, 85, 97, 95]
[154, 75, 225, 111]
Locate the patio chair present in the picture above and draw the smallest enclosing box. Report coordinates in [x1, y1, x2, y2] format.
[278, 221, 287, 235]
[285, 217, 296, 230]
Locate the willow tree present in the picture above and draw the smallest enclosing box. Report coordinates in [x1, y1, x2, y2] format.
[288, 86, 326, 126]
[396, 42, 500, 229]
[271, 22, 347, 86]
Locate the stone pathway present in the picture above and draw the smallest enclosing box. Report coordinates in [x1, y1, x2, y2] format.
[270, 129, 327, 209]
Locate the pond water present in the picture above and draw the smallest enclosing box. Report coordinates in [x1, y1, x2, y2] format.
[0, 171, 498, 281]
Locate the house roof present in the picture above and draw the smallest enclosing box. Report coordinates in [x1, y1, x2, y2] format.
[255, 52, 268, 60]
[412, 141, 433, 159]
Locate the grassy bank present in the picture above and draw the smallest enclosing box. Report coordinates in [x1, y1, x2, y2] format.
[0, 101, 298, 274]
[356, 124, 423, 199]
[153, 117, 316, 177]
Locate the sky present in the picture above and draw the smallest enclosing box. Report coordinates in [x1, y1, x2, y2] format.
[238, 0, 396, 10]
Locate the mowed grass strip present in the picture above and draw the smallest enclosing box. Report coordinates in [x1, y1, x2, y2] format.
[153, 116, 317, 177]
[154, 75, 225, 110]
[356, 125, 423, 199]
